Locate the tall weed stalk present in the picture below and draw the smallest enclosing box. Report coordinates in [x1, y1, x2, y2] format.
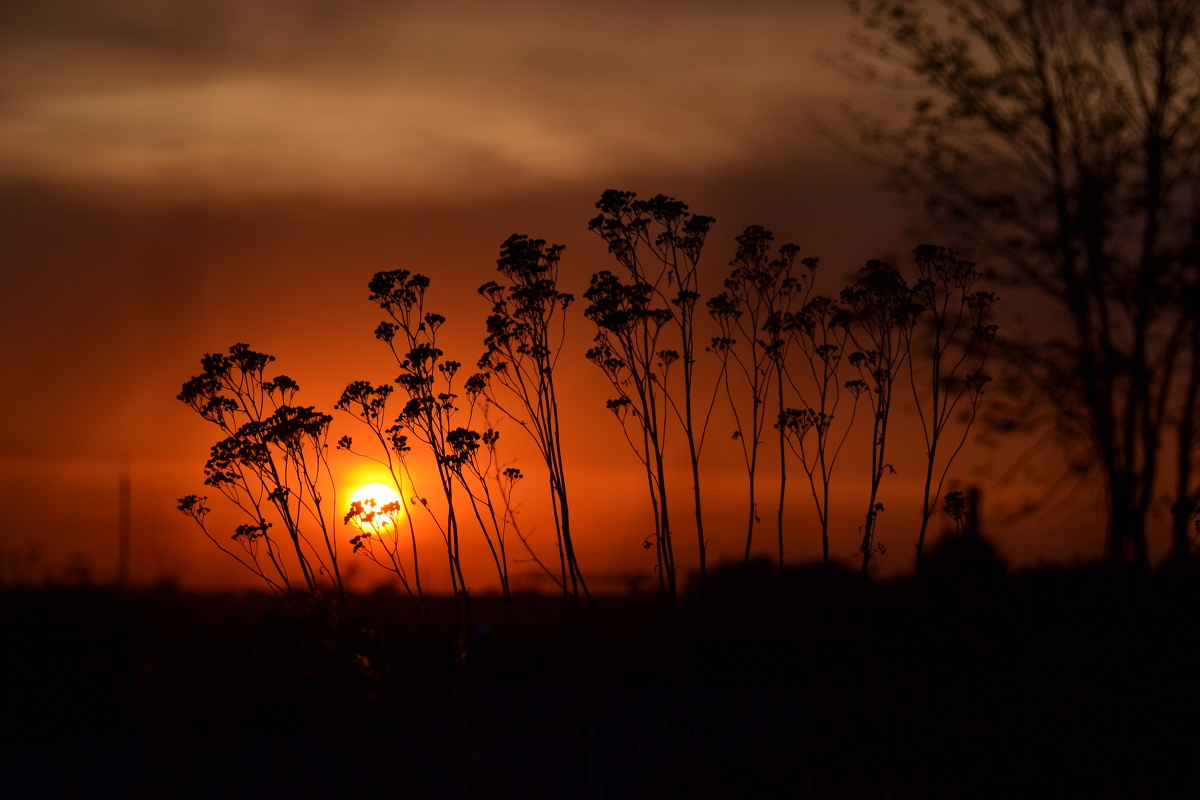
[178, 343, 345, 618]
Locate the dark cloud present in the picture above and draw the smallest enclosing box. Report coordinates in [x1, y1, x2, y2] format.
[0, 0, 393, 64]
[0, 0, 871, 199]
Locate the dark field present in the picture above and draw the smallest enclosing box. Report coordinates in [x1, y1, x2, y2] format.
[3, 563, 1198, 799]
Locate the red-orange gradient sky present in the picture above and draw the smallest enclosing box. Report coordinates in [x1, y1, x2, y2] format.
[0, 0, 1112, 590]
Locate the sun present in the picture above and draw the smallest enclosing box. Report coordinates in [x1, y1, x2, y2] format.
[347, 482, 404, 534]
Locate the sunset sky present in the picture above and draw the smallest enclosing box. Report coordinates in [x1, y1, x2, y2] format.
[0, 0, 1106, 590]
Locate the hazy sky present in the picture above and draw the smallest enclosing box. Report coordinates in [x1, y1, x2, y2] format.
[0, 0, 1100, 589]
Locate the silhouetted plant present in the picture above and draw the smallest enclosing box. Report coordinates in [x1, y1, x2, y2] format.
[588, 189, 716, 611]
[475, 233, 593, 621]
[343, 492, 433, 634]
[584, 269, 677, 602]
[942, 489, 970, 537]
[178, 343, 345, 614]
[777, 288, 862, 565]
[336, 380, 432, 634]
[357, 270, 480, 635]
[840, 261, 920, 579]
[906, 245, 998, 570]
[444, 423, 520, 629]
[708, 225, 803, 567]
[486, 463, 564, 587]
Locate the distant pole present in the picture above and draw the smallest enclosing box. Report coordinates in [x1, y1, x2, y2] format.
[118, 463, 131, 588]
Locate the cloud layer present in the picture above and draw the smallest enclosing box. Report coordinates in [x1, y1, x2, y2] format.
[0, 0, 862, 199]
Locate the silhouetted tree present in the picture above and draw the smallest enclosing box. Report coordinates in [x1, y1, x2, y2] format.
[849, 0, 1200, 569]
[1173, 290, 1200, 566]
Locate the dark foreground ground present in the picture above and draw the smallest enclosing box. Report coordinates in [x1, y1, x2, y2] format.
[2, 561, 1199, 799]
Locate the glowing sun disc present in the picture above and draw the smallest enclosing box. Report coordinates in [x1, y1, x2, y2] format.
[348, 483, 404, 533]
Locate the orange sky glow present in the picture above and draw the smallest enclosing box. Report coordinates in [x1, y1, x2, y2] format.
[0, 0, 1118, 591]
